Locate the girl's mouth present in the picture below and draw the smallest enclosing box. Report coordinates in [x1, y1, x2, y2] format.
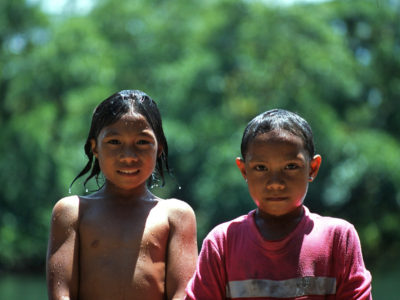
[118, 169, 140, 175]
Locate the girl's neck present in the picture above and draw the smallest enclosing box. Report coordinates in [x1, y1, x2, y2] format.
[99, 181, 155, 203]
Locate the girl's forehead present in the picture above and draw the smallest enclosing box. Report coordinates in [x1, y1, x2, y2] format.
[119, 112, 149, 126]
[100, 112, 153, 135]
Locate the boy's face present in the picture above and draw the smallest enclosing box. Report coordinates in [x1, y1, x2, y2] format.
[91, 112, 161, 191]
[236, 130, 321, 217]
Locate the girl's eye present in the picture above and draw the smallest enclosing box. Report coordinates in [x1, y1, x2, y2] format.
[137, 139, 151, 145]
[107, 139, 121, 145]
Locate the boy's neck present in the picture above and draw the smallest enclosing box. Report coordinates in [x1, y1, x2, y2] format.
[254, 205, 305, 241]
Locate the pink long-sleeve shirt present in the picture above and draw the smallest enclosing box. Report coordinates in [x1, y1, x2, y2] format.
[186, 206, 372, 299]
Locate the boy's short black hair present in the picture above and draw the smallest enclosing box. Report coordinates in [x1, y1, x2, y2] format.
[71, 90, 169, 190]
[240, 109, 315, 160]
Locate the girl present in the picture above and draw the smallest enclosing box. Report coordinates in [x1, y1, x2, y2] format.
[47, 90, 198, 300]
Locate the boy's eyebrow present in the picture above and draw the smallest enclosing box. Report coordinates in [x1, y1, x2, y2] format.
[285, 155, 305, 161]
[249, 154, 306, 162]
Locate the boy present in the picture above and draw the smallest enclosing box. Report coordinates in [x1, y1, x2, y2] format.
[185, 109, 372, 299]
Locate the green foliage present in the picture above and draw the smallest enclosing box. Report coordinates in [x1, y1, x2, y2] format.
[0, 0, 399, 271]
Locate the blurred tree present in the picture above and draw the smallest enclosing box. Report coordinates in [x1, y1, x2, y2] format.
[150, 0, 400, 267]
[319, 0, 400, 264]
[0, 0, 51, 271]
[0, 0, 115, 270]
[0, 0, 399, 272]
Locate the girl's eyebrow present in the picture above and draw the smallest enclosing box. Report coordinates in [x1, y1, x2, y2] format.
[102, 129, 156, 139]
[138, 129, 156, 138]
[102, 130, 121, 137]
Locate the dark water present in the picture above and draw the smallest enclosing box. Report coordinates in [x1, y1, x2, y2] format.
[371, 263, 400, 300]
[0, 273, 46, 300]
[0, 266, 398, 299]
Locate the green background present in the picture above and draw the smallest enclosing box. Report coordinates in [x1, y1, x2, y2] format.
[1, 0, 399, 298]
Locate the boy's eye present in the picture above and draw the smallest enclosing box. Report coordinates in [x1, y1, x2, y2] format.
[255, 165, 267, 171]
[285, 163, 299, 170]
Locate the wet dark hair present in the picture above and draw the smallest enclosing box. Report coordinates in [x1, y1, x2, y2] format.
[240, 109, 315, 160]
[70, 90, 169, 190]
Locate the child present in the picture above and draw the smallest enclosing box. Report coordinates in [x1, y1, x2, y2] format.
[185, 109, 372, 299]
[47, 90, 198, 300]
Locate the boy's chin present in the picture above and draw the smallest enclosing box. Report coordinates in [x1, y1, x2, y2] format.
[256, 203, 304, 218]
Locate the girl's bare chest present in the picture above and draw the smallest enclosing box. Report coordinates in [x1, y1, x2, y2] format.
[78, 204, 170, 252]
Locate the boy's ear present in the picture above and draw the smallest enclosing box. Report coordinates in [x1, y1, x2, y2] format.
[90, 139, 98, 158]
[235, 157, 247, 180]
[309, 154, 322, 182]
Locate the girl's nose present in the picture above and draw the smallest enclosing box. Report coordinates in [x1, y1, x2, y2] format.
[119, 147, 139, 162]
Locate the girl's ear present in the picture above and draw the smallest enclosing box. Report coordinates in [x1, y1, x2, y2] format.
[235, 157, 247, 181]
[90, 139, 98, 158]
[157, 145, 164, 158]
[308, 154, 322, 182]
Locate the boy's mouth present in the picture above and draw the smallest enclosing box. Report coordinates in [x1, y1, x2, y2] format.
[265, 196, 288, 201]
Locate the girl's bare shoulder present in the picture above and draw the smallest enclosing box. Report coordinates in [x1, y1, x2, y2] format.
[156, 197, 192, 210]
[51, 195, 82, 229]
[155, 198, 196, 221]
[53, 195, 80, 211]
[51, 194, 97, 224]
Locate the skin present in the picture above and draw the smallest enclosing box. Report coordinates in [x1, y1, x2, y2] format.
[47, 112, 198, 300]
[236, 129, 321, 241]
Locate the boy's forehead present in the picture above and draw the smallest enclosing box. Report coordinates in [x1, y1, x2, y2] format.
[249, 130, 305, 150]
[254, 129, 300, 142]
[246, 130, 307, 161]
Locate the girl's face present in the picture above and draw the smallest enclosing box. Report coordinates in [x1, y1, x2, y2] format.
[91, 112, 161, 192]
[236, 129, 321, 217]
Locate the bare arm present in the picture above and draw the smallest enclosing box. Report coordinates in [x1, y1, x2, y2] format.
[165, 200, 198, 300]
[46, 196, 80, 300]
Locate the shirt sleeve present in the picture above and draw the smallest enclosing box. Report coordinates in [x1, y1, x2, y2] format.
[185, 230, 227, 300]
[336, 224, 372, 300]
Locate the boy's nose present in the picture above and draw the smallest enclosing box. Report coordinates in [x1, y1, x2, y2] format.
[266, 175, 285, 190]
